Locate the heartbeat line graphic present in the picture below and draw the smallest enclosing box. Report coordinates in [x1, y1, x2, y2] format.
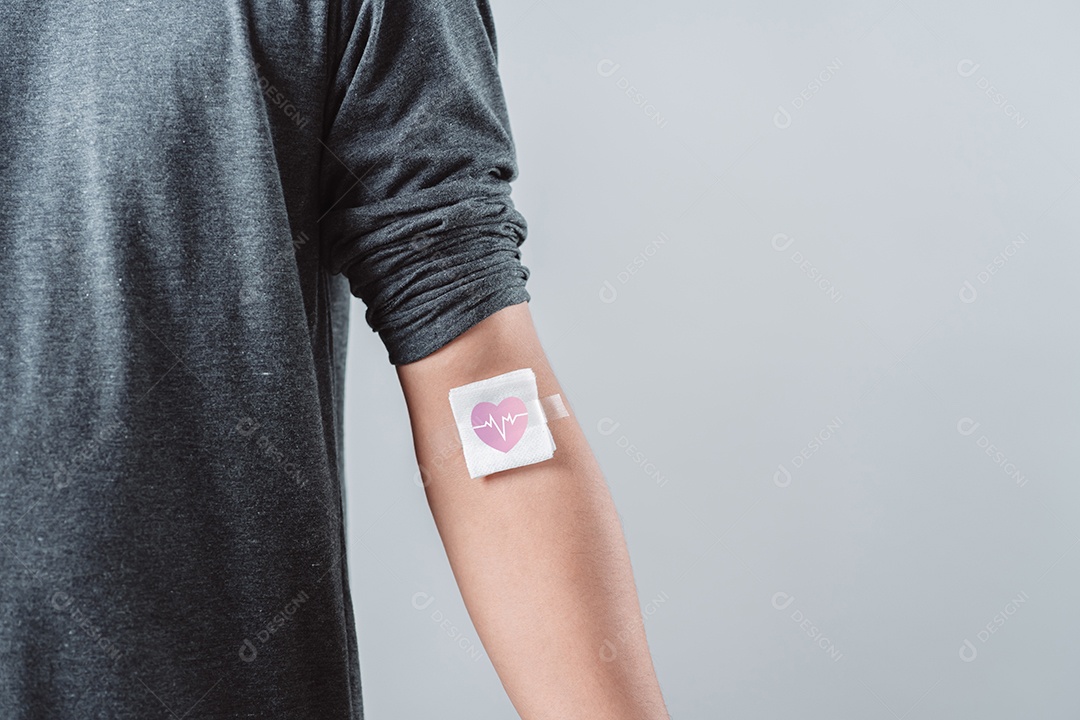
[472, 412, 529, 441]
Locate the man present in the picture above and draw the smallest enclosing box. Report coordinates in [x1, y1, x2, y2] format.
[0, 0, 670, 717]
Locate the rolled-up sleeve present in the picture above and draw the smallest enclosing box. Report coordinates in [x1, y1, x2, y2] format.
[319, 0, 531, 366]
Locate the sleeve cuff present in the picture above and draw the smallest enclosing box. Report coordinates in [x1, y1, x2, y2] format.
[383, 281, 530, 366]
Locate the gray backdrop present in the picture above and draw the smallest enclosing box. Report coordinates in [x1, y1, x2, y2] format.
[343, 1, 1080, 717]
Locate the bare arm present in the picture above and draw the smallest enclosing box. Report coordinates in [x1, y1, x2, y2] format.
[396, 301, 670, 720]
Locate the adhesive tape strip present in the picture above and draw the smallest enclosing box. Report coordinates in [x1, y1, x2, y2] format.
[539, 393, 569, 422]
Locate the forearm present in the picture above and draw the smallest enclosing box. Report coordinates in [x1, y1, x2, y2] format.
[397, 302, 669, 720]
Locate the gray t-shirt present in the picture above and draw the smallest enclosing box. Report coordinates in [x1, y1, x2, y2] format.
[0, 0, 530, 716]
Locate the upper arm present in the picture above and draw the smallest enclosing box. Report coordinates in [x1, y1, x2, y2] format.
[393, 300, 598, 543]
[395, 300, 558, 477]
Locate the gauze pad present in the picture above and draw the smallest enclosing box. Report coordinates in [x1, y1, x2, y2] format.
[448, 368, 557, 479]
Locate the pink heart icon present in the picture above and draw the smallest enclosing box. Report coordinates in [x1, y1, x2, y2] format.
[471, 397, 529, 453]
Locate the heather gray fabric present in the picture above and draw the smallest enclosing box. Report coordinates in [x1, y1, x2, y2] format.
[0, 0, 530, 717]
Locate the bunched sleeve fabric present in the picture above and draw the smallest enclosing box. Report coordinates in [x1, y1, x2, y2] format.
[319, 0, 531, 366]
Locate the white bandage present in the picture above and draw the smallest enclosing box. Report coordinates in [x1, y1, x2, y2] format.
[447, 368, 560, 479]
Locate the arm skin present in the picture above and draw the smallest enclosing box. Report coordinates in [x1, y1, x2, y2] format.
[396, 301, 670, 720]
